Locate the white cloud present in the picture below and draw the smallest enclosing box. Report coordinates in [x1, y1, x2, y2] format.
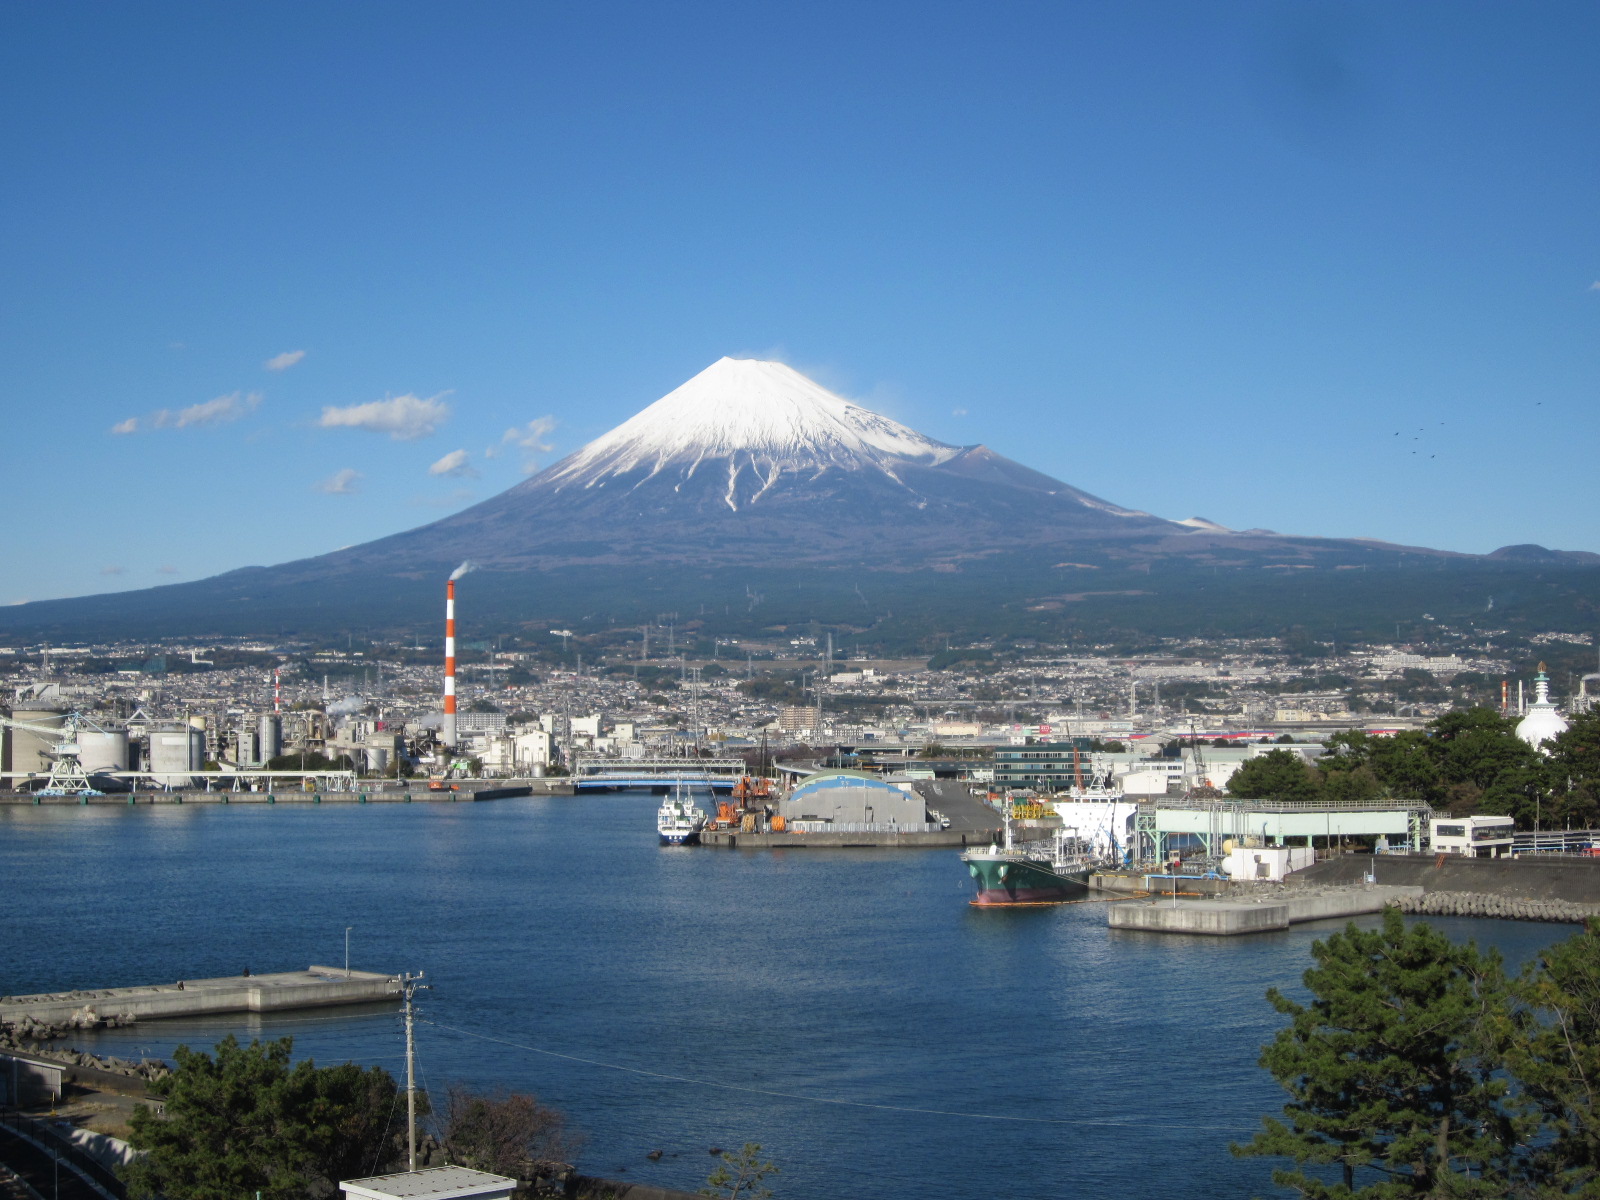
[100, 565, 126, 576]
[951, 407, 968, 417]
[151, 391, 262, 429]
[313, 467, 362, 494]
[428, 449, 477, 478]
[111, 416, 140, 435]
[501, 416, 558, 473]
[264, 349, 307, 371]
[318, 392, 451, 440]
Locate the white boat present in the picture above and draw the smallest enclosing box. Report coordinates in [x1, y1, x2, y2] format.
[1048, 756, 1139, 865]
[656, 783, 706, 846]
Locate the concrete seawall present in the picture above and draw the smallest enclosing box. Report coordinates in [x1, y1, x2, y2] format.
[1293, 853, 1600, 905]
[1108, 886, 1423, 936]
[701, 828, 994, 849]
[0, 967, 400, 1025]
[0, 782, 572, 805]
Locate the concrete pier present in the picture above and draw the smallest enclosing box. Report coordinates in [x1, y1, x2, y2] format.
[700, 828, 989, 849]
[1107, 886, 1423, 936]
[0, 966, 401, 1025]
[0, 781, 573, 805]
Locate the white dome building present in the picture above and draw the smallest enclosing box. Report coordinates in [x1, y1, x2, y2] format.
[1517, 663, 1568, 753]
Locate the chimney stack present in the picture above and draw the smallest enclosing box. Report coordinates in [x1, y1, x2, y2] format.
[443, 579, 458, 748]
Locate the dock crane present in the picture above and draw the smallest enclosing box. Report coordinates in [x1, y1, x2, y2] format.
[0, 710, 111, 795]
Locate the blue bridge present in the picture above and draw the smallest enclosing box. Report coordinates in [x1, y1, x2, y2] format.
[570, 757, 750, 792]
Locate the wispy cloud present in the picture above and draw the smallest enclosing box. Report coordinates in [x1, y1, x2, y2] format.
[151, 391, 262, 429]
[100, 565, 126, 576]
[951, 407, 968, 417]
[500, 416, 558, 473]
[428, 449, 477, 478]
[264, 349, 307, 371]
[1591, 281, 1600, 292]
[111, 392, 261, 435]
[318, 392, 451, 440]
[313, 467, 362, 494]
[157, 565, 178, 575]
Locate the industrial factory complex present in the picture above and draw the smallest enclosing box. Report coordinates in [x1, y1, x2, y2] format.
[1, 574, 1594, 876]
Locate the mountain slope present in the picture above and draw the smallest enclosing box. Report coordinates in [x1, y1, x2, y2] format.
[8, 354, 1562, 641]
[314, 356, 1183, 574]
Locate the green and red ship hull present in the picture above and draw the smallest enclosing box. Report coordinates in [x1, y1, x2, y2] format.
[964, 852, 1091, 906]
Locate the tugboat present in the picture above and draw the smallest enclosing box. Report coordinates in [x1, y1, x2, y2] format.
[962, 802, 1094, 905]
[656, 781, 707, 846]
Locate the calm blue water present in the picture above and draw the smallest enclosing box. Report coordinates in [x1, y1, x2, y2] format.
[0, 796, 1569, 1199]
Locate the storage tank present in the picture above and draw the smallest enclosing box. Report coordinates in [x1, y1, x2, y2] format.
[77, 729, 130, 773]
[7, 707, 66, 778]
[258, 714, 283, 763]
[149, 727, 206, 784]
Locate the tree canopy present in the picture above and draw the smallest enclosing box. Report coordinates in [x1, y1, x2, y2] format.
[1238, 915, 1600, 1197]
[122, 1035, 403, 1200]
[1223, 707, 1600, 830]
[1234, 909, 1518, 1197]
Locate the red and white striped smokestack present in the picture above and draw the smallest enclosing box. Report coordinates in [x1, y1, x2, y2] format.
[274, 668, 281, 715]
[443, 578, 458, 748]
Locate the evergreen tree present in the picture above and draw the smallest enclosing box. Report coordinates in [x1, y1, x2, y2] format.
[1227, 749, 1321, 804]
[122, 1035, 403, 1200]
[1546, 710, 1600, 829]
[1508, 919, 1600, 1196]
[1233, 909, 1521, 1197]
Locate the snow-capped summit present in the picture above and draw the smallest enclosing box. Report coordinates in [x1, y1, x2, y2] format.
[540, 357, 961, 505]
[317, 355, 1188, 573]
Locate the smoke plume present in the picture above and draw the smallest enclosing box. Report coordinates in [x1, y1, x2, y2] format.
[449, 561, 475, 582]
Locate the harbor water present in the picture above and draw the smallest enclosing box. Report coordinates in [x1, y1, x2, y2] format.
[0, 794, 1569, 1200]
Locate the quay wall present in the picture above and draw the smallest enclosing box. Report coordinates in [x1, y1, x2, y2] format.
[0, 782, 572, 806]
[1293, 854, 1600, 905]
[1109, 886, 1423, 937]
[701, 828, 988, 849]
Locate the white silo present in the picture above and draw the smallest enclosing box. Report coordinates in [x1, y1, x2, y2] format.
[77, 729, 130, 773]
[149, 727, 206, 784]
[7, 707, 66, 778]
[258, 713, 283, 762]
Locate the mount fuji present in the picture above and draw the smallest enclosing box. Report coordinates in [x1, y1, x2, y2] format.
[11, 355, 1594, 641]
[329, 356, 1194, 574]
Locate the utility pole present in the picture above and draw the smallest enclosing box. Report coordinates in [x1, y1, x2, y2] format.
[402, 971, 430, 1171]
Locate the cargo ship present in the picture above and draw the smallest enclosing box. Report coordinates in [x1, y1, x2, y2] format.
[962, 807, 1094, 905]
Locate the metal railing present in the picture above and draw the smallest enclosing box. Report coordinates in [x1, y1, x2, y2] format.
[0, 1109, 127, 1199]
[1513, 829, 1600, 855]
[1145, 796, 1432, 815]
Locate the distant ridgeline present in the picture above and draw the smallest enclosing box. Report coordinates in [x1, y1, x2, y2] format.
[1, 553, 1596, 653]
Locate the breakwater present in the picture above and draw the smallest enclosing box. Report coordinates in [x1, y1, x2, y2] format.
[0, 967, 400, 1027]
[1390, 889, 1598, 924]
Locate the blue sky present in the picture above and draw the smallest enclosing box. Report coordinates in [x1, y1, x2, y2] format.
[3, 2, 1596, 604]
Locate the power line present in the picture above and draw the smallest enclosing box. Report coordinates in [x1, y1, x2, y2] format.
[420, 1019, 1252, 1132]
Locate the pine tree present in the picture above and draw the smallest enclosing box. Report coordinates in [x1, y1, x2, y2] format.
[122, 1035, 403, 1200]
[1233, 909, 1521, 1197]
[1508, 918, 1600, 1197]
